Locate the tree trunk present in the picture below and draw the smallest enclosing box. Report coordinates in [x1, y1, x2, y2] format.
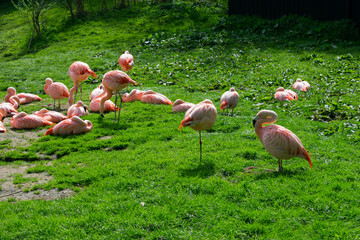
[102, 0, 107, 10]
[75, 0, 86, 17]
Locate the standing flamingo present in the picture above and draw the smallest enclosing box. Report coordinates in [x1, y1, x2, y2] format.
[5, 87, 42, 104]
[172, 99, 195, 113]
[178, 99, 217, 162]
[11, 112, 54, 129]
[220, 87, 239, 115]
[44, 78, 70, 108]
[0, 108, 6, 133]
[253, 110, 312, 172]
[99, 70, 136, 121]
[274, 87, 298, 101]
[44, 116, 92, 136]
[118, 51, 134, 72]
[67, 101, 89, 118]
[68, 61, 97, 105]
[292, 78, 311, 91]
[34, 108, 68, 123]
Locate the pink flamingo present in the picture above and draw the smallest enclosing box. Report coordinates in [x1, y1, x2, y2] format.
[44, 78, 70, 108]
[253, 110, 312, 172]
[172, 99, 195, 113]
[5, 87, 42, 105]
[34, 108, 68, 123]
[122, 89, 143, 103]
[68, 61, 97, 105]
[67, 101, 89, 118]
[0, 108, 6, 133]
[8, 95, 20, 109]
[178, 99, 217, 162]
[90, 84, 104, 101]
[11, 112, 54, 129]
[140, 90, 173, 105]
[118, 51, 134, 72]
[45, 116, 92, 136]
[0, 103, 19, 117]
[220, 87, 239, 115]
[292, 78, 310, 91]
[274, 87, 298, 101]
[89, 97, 118, 112]
[99, 70, 136, 121]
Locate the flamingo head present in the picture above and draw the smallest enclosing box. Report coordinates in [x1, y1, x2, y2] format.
[13, 112, 27, 119]
[229, 87, 236, 92]
[296, 78, 302, 82]
[45, 78, 53, 84]
[7, 87, 16, 95]
[173, 99, 185, 106]
[276, 87, 285, 92]
[253, 110, 278, 127]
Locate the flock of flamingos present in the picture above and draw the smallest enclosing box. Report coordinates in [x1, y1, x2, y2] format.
[0, 51, 312, 172]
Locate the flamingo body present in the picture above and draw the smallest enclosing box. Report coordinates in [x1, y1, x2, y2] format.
[220, 87, 239, 113]
[0, 108, 6, 133]
[292, 78, 311, 91]
[90, 84, 104, 101]
[11, 112, 54, 129]
[274, 87, 298, 101]
[122, 89, 143, 103]
[45, 116, 92, 136]
[118, 51, 134, 72]
[172, 99, 195, 113]
[68, 61, 97, 105]
[89, 98, 117, 112]
[44, 78, 70, 108]
[34, 108, 68, 123]
[0, 103, 19, 117]
[67, 101, 89, 118]
[5, 87, 42, 104]
[253, 110, 312, 171]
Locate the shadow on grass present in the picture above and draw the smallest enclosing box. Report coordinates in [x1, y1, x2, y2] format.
[252, 167, 309, 180]
[96, 115, 130, 130]
[179, 160, 216, 179]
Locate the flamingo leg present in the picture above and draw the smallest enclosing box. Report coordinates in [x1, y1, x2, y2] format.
[199, 131, 202, 162]
[53, 99, 56, 109]
[117, 94, 122, 123]
[58, 100, 61, 109]
[114, 91, 118, 121]
[80, 81, 83, 100]
[278, 159, 283, 172]
[74, 86, 78, 103]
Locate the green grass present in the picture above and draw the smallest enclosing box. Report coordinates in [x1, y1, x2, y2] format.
[1, 1, 360, 239]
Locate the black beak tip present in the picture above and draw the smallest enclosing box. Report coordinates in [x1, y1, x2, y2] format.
[252, 118, 256, 127]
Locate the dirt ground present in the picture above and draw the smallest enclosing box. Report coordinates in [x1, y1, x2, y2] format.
[0, 164, 74, 202]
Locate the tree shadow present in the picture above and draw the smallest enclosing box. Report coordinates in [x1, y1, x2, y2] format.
[178, 160, 216, 179]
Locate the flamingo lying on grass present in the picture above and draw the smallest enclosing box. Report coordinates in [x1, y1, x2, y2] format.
[292, 78, 310, 91]
[45, 116, 92, 136]
[0, 103, 19, 117]
[11, 112, 54, 129]
[99, 70, 136, 121]
[67, 101, 89, 118]
[253, 110, 312, 172]
[172, 99, 195, 113]
[122, 89, 173, 105]
[68, 61, 97, 105]
[118, 51, 134, 72]
[90, 84, 104, 101]
[5, 87, 42, 105]
[0, 108, 6, 133]
[44, 78, 70, 108]
[274, 87, 298, 101]
[34, 108, 68, 123]
[178, 99, 217, 162]
[89, 97, 118, 112]
[220, 87, 239, 115]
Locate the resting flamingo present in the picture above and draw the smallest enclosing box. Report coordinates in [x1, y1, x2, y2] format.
[68, 61, 97, 105]
[8, 95, 20, 109]
[0, 108, 6, 133]
[11, 112, 54, 129]
[5, 87, 42, 104]
[122, 89, 142, 103]
[172, 99, 195, 113]
[178, 99, 217, 162]
[141, 90, 173, 105]
[45, 116, 92, 136]
[44, 78, 70, 108]
[292, 78, 310, 91]
[90, 84, 104, 101]
[34, 108, 68, 123]
[118, 51, 134, 72]
[0, 103, 19, 117]
[67, 101, 89, 118]
[274, 87, 298, 101]
[99, 70, 136, 121]
[89, 97, 118, 112]
[253, 110, 312, 172]
[220, 87, 239, 115]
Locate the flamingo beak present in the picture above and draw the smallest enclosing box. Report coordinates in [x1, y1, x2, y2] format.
[252, 118, 256, 127]
[1, 116, 5, 121]
[83, 107, 87, 112]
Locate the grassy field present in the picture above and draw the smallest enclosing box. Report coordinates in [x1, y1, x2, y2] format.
[0, 1, 360, 239]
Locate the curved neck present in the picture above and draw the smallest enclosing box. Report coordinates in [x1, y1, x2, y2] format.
[255, 112, 278, 137]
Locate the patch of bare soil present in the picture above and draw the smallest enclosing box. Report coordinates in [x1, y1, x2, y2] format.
[0, 164, 74, 202]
